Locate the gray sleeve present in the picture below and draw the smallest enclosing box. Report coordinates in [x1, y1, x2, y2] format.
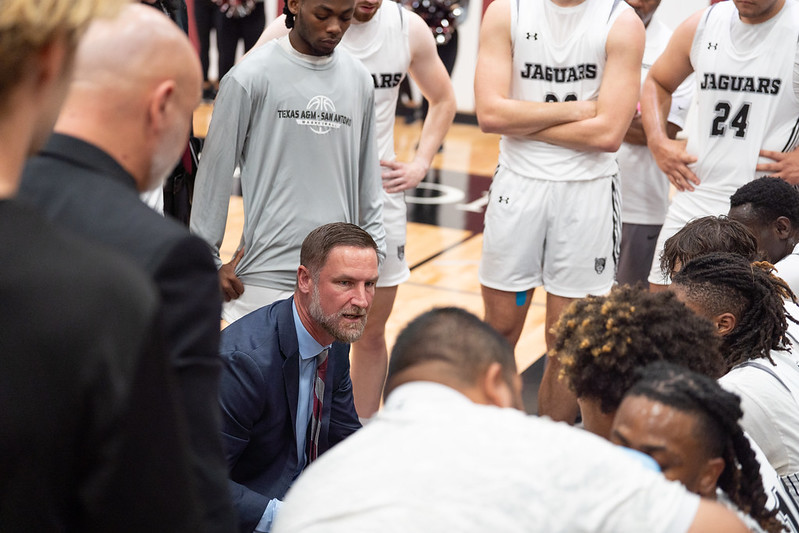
[357, 86, 387, 264]
[190, 76, 253, 268]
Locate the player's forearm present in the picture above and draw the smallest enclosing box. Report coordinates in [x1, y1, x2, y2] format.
[414, 96, 456, 168]
[475, 96, 596, 136]
[641, 75, 674, 152]
[528, 112, 631, 152]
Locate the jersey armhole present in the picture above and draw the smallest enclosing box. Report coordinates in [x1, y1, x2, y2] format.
[509, 0, 519, 49]
[689, 6, 715, 70]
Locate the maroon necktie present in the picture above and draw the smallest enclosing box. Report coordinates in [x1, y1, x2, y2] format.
[307, 348, 328, 463]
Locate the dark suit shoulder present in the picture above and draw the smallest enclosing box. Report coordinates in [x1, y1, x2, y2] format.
[220, 298, 294, 353]
[0, 200, 202, 531]
[19, 147, 194, 276]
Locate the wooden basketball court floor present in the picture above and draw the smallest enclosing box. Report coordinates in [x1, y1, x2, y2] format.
[194, 104, 550, 411]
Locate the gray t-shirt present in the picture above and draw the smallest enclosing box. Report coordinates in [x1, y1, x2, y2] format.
[191, 37, 385, 291]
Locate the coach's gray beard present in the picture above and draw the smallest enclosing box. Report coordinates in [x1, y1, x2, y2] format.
[308, 284, 367, 343]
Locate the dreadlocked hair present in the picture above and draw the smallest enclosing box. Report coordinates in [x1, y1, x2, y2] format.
[672, 252, 797, 370]
[550, 284, 724, 414]
[660, 216, 760, 278]
[626, 362, 783, 533]
[283, 0, 295, 28]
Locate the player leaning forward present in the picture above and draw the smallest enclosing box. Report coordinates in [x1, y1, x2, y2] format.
[475, 0, 645, 422]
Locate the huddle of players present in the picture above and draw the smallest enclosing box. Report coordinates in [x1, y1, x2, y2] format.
[9, 0, 799, 530]
[190, 0, 799, 529]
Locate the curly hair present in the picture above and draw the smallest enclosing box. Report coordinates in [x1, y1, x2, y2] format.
[625, 362, 783, 533]
[550, 284, 724, 414]
[672, 252, 797, 370]
[660, 216, 760, 278]
[730, 176, 799, 227]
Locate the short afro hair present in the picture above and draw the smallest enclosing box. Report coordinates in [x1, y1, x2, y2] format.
[730, 177, 799, 226]
[551, 284, 724, 414]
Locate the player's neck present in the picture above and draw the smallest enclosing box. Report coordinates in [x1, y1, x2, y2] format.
[739, 0, 785, 25]
[549, 0, 586, 7]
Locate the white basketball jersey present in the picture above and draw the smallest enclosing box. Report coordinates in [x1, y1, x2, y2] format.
[687, 0, 799, 201]
[618, 19, 693, 226]
[342, 2, 411, 162]
[499, 0, 628, 181]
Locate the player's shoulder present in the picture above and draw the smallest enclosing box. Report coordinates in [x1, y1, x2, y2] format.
[483, 0, 511, 18]
[231, 41, 283, 80]
[335, 47, 374, 84]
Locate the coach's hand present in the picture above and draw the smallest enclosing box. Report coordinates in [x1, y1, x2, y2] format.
[649, 137, 699, 192]
[381, 159, 428, 194]
[219, 248, 245, 302]
[757, 149, 799, 185]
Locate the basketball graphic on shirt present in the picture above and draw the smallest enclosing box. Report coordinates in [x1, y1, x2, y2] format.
[305, 95, 337, 135]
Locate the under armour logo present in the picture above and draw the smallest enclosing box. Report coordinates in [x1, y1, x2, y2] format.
[526, 32, 538, 40]
[707, 42, 718, 50]
[498, 196, 510, 204]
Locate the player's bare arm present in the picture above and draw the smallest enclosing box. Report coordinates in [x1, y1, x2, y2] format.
[474, 0, 596, 136]
[525, 8, 645, 152]
[381, 11, 456, 193]
[642, 10, 702, 191]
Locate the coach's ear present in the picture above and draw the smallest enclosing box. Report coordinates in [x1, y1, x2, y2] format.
[712, 312, 737, 337]
[297, 265, 312, 296]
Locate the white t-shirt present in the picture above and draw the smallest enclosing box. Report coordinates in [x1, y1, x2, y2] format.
[273, 382, 700, 533]
[618, 19, 693, 226]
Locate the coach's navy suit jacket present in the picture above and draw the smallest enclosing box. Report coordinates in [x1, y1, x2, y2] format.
[219, 297, 361, 532]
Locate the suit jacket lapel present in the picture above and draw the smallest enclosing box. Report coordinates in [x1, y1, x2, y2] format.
[277, 298, 301, 443]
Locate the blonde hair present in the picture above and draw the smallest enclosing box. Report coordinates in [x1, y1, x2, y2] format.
[0, 0, 126, 99]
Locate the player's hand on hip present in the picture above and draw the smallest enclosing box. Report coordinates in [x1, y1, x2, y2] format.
[219, 248, 245, 302]
[651, 137, 699, 192]
[380, 159, 428, 194]
[757, 149, 799, 185]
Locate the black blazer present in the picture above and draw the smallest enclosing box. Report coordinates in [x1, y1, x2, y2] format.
[0, 201, 201, 531]
[19, 134, 237, 533]
[218, 297, 361, 532]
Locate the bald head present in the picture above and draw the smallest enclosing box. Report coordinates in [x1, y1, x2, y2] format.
[55, 4, 202, 191]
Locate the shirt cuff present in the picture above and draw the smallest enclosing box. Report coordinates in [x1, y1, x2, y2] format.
[254, 498, 283, 532]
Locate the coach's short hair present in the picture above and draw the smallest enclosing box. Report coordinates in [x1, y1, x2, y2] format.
[300, 222, 377, 279]
[0, 0, 124, 103]
[388, 307, 517, 388]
